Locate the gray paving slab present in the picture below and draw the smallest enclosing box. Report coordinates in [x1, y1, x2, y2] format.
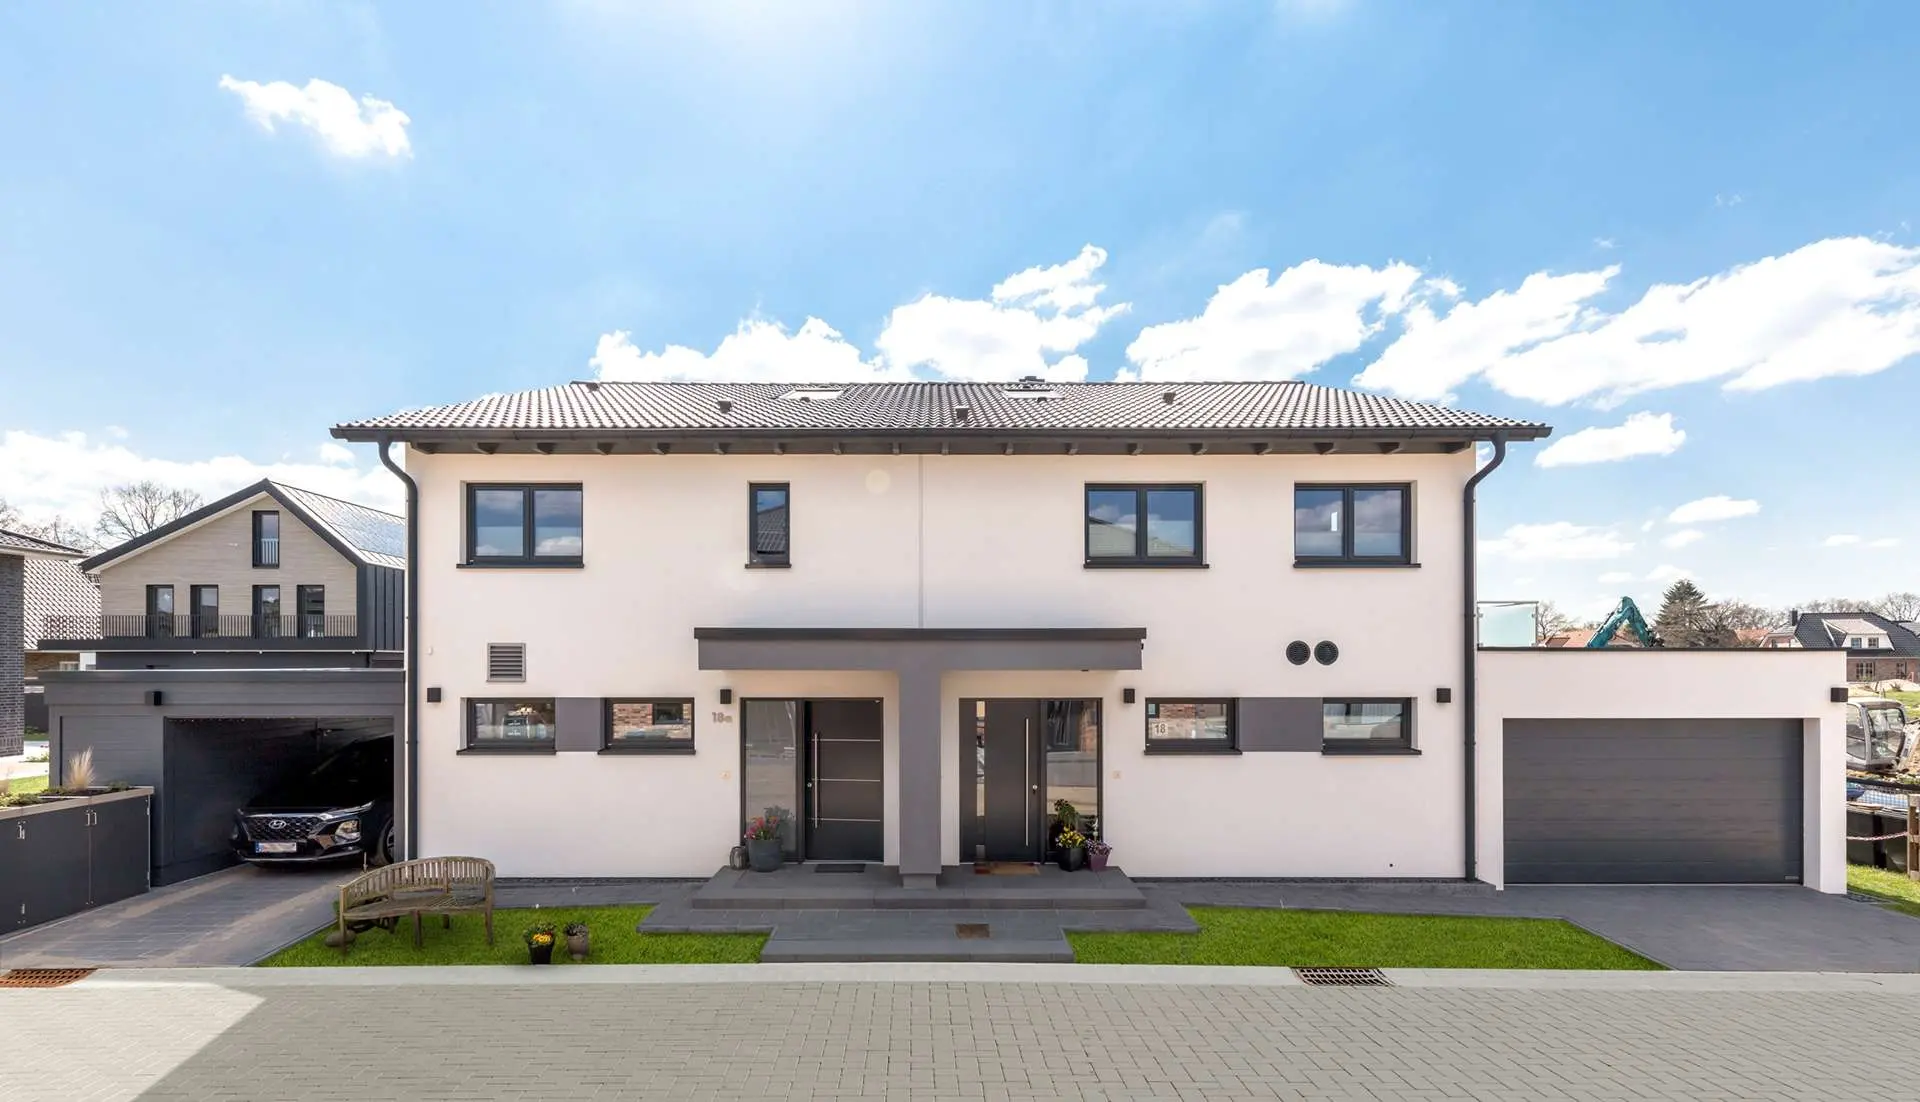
[6, 974, 1918, 1101]
[1157, 881, 1920, 971]
[0, 864, 350, 968]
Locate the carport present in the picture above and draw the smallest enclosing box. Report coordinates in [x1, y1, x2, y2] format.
[39, 668, 404, 884]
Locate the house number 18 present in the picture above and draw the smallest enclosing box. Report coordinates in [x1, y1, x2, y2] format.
[710, 711, 735, 724]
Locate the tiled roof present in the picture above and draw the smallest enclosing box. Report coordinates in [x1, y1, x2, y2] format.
[333, 381, 1551, 440]
[278, 485, 406, 569]
[0, 528, 86, 558]
[1792, 612, 1920, 657]
[23, 556, 99, 648]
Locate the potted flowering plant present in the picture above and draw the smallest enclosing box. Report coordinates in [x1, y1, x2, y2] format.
[564, 922, 590, 961]
[523, 921, 557, 965]
[1055, 828, 1088, 872]
[1086, 837, 1112, 872]
[743, 807, 789, 873]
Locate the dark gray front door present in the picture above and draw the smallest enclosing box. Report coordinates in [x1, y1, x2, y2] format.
[979, 700, 1040, 861]
[805, 699, 883, 862]
[1504, 718, 1803, 884]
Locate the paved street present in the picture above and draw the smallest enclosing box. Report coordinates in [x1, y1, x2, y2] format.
[5, 968, 1920, 1101]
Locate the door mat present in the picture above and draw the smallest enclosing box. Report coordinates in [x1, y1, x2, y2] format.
[0, 969, 95, 988]
[955, 923, 991, 939]
[972, 862, 1040, 876]
[813, 863, 866, 873]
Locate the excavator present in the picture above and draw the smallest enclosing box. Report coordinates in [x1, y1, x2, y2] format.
[1586, 597, 1662, 648]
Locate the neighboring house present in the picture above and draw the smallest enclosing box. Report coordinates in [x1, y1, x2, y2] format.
[21, 551, 102, 736]
[1776, 610, 1920, 683]
[0, 528, 89, 756]
[38, 480, 406, 883]
[332, 379, 1849, 893]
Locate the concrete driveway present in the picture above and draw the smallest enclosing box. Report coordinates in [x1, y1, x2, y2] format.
[1164, 882, 1920, 971]
[0, 864, 350, 969]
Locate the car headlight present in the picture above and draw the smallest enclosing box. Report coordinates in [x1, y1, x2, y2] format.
[333, 819, 362, 843]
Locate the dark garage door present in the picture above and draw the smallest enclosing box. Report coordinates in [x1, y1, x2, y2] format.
[1504, 719, 1803, 884]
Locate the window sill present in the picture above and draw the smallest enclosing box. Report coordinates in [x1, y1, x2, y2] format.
[1144, 745, 1241, 756]
[457, 745, 557, 755]
[744, 561, 792, 570]
[1293, 560, 1419, 569]
[1320, 745, 1421, 756]
[598, 744, 697, 755]
[1084, 561, 1210, 570]
[458, 560, 585, 570]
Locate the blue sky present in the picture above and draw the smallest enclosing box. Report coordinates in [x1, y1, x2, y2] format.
[1, 1, 1915, 619]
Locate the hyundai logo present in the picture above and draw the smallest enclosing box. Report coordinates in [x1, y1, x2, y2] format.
[269, 819, 287, 830]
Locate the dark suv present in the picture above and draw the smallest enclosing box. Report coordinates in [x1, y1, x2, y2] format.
[232, 737, 395, 867]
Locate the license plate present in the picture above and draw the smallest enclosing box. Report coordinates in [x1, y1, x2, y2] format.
[255, 842, 298, 854]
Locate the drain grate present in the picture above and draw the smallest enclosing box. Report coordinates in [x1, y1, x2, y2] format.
[954, 923, 991, 940]
[813, 863, 866, 874]
[1293, 967, 1391, 987]
[0, 969, 96, 989]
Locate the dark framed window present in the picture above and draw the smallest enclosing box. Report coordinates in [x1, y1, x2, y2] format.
[1853, 661, 1874, 681]
[146, 584, 175, 638]
[252, 585, 282, 638]
[466, 484, 584, 565]
[603, 699, 696, 753]
[252, 510, 281, 568]
[466, 698, 557, 751]
[1145, 698, 1235, 752]
[1294, 484, 1412, 564]
[297, 585, 326, 637]
[1321, 699, 1413, 753]
[190, 585, 219, 638]
[1085, 484, 1204, 567]
[748, 483, 790, 567]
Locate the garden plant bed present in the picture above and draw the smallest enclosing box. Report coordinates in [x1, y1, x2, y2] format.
[1067, 907, 1663, 969]
[260, 905, 766, 966]
[1848, 865, 1920, 919]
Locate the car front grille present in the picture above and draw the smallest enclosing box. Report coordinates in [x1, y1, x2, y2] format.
[244, 814, 324, 842]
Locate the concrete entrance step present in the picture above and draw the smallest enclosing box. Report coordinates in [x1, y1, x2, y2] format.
[693, 863, 1145, 911]
[760, 936, 1074, 963]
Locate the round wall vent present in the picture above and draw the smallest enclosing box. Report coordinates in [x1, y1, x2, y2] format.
[1314, 641, 1340, 666]
[1285, 641, 1311, 666]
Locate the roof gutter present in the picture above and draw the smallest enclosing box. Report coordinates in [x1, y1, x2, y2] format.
[1461, 432, 1508, 884]
[376, 438, 420, 862]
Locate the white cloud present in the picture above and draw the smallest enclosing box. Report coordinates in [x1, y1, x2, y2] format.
[219, 75, 412, 159]
[1354, 268, 1616, 400]
[1597, 571, 1635, 584]
[318, 442, 356, 465]
[1123, 260, 1420, 381]
[1824, 534, 1861, 547]
[877, 246, 1129, 381]
[0, 430, 403, 523]
[591, 247, 1125, 383]
[1352, 237, 1920, 406]
[1667, 495, 1760, 525]
[1662, 528, 1705, 549]
[1534, 411, 1685, 468]
[1869, 537, 1901, 548]
[1481, 522, 1634, 561]
[1646, 564, 1693, 582]
[1594, 237, 1616, 250]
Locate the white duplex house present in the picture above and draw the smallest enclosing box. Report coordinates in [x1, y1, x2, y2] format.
[334, 380, 1848, 892]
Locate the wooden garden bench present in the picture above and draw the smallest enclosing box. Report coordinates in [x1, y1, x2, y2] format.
[336, 856, 496, 951]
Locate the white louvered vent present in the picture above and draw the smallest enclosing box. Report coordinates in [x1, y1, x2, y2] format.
[486, 643, 526, 682]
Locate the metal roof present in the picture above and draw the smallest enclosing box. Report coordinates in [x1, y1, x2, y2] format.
[22, 557, 99, 649]
[332, 381, 1551, 448]
[0, 528, 87, 559]
[1793, 612, 1920, 658]
[78, 481, 404, 573]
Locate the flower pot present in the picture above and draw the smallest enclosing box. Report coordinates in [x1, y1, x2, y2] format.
[746, 838, 783, 872]
[1057, 844, 1087, 872]
[1088, 851, 1109, 872]
[528, 942, 554, 965]
[567, 932, 590, 962]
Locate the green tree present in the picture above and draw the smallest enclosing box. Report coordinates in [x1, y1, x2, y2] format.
[1655, 579, 1716, 648]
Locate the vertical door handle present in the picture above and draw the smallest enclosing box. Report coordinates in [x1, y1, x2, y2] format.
[811, 732, 819, 827]
[1024, 719, 1031, 844]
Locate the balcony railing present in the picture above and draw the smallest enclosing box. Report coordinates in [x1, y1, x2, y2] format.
[41, 614, 360, 644]
[256, 536, 280, 567]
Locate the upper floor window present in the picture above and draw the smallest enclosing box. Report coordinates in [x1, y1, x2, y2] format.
[467, 484, 583, 565]
[252, 510, 280, 568]
[1294, 484, 1411, 565]
[190, 584, 219, 638]
[1085, 484, 1204, 567]
[297, 585, 326, 637]
[749, 483, 790, 567]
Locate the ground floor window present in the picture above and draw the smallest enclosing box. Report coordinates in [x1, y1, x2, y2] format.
[1322, 699, 1412, 752]
[1145, 699, 1234, 751]
[1854, 661, 1875, 681]
[604, 699, 694, 751]
[467, 699, 556, 750]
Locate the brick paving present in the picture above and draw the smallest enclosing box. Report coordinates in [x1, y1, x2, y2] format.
[5, 975, 1919, 1100]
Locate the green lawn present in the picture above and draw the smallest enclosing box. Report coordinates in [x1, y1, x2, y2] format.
[2, 774, 47, 796]
[259, 905, 766, 967]
[1849, 865, 1920, 919]
[1068, 907, 1662, 969]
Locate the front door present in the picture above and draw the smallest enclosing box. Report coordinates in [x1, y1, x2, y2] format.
[804, 699, 883, 861]
[977, 700, 1040, 861]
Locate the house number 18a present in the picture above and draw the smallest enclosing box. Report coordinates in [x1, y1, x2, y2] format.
[710, 711, 735, 724]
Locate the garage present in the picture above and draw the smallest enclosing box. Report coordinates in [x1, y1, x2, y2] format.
[1503, 718, 1804, 884]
